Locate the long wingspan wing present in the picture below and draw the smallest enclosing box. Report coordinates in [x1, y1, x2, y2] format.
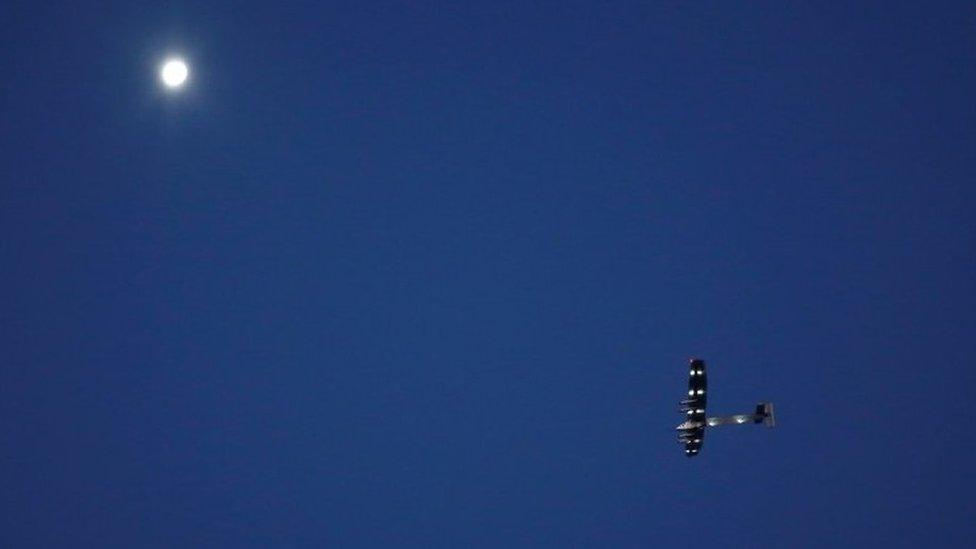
[679, 359, 708, 457]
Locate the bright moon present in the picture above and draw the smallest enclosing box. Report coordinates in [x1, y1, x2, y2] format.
[160, 59, 189, 88]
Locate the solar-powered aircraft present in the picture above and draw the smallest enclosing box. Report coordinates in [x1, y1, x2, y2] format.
[677, 358, 774, 457]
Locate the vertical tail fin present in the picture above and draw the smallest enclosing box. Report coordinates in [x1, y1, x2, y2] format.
[757, 402, 775, 427]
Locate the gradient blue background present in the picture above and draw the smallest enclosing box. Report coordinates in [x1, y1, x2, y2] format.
[2, 2, 974, 547]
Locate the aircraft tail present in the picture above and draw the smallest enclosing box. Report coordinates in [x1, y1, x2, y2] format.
[755, 402, 775, 427]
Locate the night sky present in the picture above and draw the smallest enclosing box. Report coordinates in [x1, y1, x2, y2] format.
[2, 2, 975, 547]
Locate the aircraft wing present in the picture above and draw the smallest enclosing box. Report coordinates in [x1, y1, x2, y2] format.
[679, 359, 708, 457]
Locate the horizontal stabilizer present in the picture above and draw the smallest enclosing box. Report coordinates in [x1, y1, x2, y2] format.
[761, 402, 775, 428]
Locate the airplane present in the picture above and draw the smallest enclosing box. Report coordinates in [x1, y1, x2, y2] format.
[677, 358, 774, 457]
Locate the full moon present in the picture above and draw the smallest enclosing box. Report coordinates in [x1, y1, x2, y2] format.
[160, 59, 189, 88]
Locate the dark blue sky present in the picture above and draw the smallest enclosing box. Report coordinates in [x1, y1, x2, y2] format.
[2, 2, 975, 547]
